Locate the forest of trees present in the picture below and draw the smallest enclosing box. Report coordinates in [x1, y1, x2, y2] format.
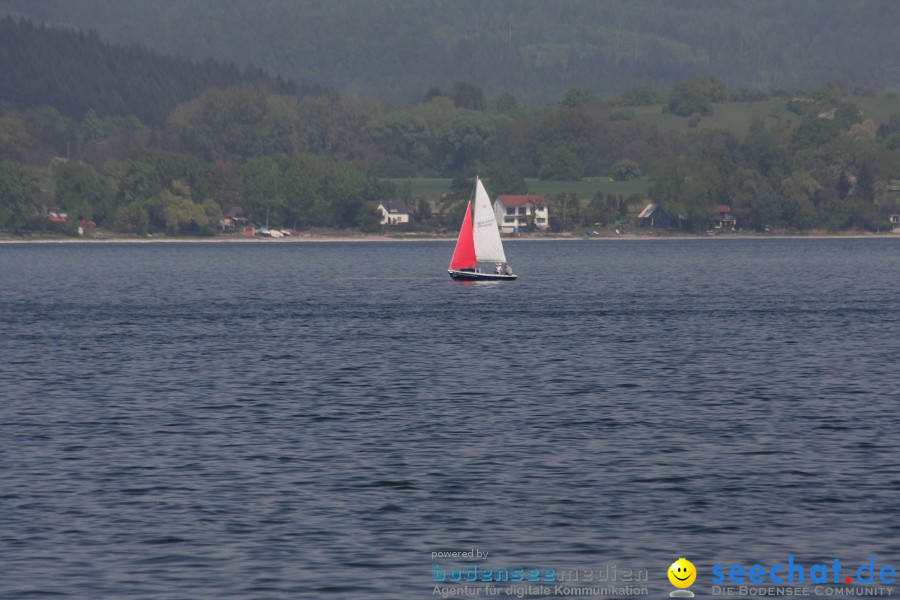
[2, 0, 897, 106]
[1, 17, 899, 236]
[0, 17, 315, 127]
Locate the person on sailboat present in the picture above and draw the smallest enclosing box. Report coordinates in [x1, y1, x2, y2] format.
[505, 264, 513, 276]
[495, 263, 502, 274]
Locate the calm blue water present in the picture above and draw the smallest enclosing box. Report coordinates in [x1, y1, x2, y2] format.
[1, 238, 899, 599]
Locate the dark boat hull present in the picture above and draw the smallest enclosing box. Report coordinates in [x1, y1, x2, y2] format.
[448, 269, 518, 281]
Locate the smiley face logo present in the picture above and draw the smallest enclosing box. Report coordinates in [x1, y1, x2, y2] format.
[668, 558, 697, 588]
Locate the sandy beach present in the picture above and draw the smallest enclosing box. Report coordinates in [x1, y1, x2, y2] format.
[1, 231, 897, 244]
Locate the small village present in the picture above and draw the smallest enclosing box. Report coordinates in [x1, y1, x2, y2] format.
[38, 196, 899, 240]
[211, 197, 745, 238]
[370, 196, 900, 237]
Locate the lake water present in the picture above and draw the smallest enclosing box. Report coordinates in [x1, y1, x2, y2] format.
[2, 238, 899, 599]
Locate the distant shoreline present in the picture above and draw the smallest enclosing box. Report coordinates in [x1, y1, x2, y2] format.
[1, 232, 898, 244]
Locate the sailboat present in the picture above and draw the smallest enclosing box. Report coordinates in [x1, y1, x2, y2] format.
[448, 177, 517, 281]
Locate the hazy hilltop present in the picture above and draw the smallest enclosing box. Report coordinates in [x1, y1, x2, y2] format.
[0, 17, 315, 127]
[2, 0, 898, 105]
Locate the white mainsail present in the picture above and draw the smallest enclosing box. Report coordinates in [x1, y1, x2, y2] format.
[472, 178, 507, 264]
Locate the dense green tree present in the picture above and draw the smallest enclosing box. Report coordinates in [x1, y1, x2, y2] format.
[239, 156, 282, 227]
[559, 87, 597, 109]
[423, 87, 444, 103]
[319, 161, 367, 228]
[790, 118, 839, 156]
[665, 76, 725, 117]
[836, 169, 853, 200]
[540, 148, 583, 180]
[147, 181, 214, 235]
[437, 173, 475, 227]
[779, 170, 821, 229]
[877, 114, 900, 150]
[587, 192, 628, 226]
[447, 174, 475, 201]
[107, 159, 161, 214]
[205, 159, 241, 210]
[666, 88, 710, 117]
[201, 198, 223, 232]
[834, 101, 863, 131]
[23, 106, 78, 161]
[0, 113, 34, 162]
[0, 160, 40, 231]
[854, 163, 875, 204]
[486, 165, 526, 195]
[819, 193, 852, 231]
[611, 159, 641, 181]
[364, 111, 428, 175]
[450, 79, 486, 111]
[413, 197, 433, 226]
[553, 192, 581, 230]
[131, 149, 210, 200]
[618, 81, 663, 107]
[729, 168, 779, 231]
[169, 85, 305, 160]
[811, 80, 848, 106]
[649, 157, 722, 230]
[679, 160, 723, 230]
[738, 126, 787, 180]
[437, 111, 497, 174]
[849, 162, 882, 230]
[488, 109, 541, 177]
[495, 92, 518, 115]
[53, 162, 115, 223]
[113, 200, 149, 234]
[281, 154, 322, 228]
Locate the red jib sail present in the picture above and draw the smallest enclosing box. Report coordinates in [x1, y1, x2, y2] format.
[449, 201, 476, 270]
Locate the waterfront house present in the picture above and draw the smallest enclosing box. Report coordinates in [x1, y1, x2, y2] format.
[636, 204, 676, 228]
[376, 201, 410, 225]
[713, 205, 737, 230]
[494, 194, 549, 233]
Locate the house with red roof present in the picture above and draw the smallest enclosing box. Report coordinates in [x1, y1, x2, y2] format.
[493, 194, 549, 233]
[713, 205, 736, 230]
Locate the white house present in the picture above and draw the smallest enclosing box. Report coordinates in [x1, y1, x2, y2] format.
[493, 194, 549, 233]
[376, 201, 410, 225]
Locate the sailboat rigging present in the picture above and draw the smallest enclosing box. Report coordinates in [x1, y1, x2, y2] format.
[448, 177, 517, 281]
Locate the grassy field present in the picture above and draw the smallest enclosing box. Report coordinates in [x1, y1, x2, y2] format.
[630, 96, 900, 136]
[386, 177, 651, 201]
[629, 101, 790, 135]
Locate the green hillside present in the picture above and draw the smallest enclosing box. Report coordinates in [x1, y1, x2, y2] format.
[0, 13, 897, 237]
[0, 16, 309, 126]
[1, 0, 897, 105]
